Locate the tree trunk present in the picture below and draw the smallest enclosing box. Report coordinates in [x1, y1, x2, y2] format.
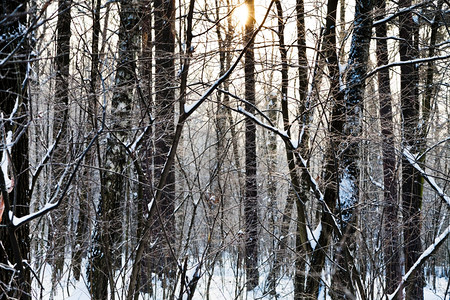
[331, 0, 373, 298]
[265, 92, 279, 296]
[90, 0, 138, 298]
[151, 0, 176, 286]
[305, 0, 342, 296]
[72, 0, 100, 281]
[375, 0, 402, 297]
[50, 0, 72, 287]
[0, 0, 31, 298]
[214, 0, 232, 265]
[137, 0, 154, 294]
[399, 0, 424, 297]
[295, 0, 309, 297]
[244, 0, 259, 290]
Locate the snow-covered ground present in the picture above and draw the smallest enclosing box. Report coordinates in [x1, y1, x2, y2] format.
[34, 259, 448, 300]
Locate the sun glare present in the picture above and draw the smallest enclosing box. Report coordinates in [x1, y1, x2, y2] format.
[233, 4, 249, 27]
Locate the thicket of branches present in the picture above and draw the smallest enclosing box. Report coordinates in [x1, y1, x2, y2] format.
[1, 0, 449, 299]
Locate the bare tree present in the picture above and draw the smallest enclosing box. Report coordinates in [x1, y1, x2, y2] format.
[305, 0, 342, 296]
[90, 0, 139, 298]
[243, 0, 259, 290]
[375, 0, 402, 296]
[1, 0, 449, 299]
[150, 0, 177, 286]
[71, 0, 101, 280]
[399, 0, 425, 298]
[49, 0, 72, 288]
[331, 0, 373, 298]
[0, 0, 31, 298]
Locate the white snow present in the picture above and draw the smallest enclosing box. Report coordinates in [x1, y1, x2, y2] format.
[1, 130, 13, 191]
[147, 198, 154, 213]
[367, 53, 450, 78]
[12, 201, 59, 227]
[183, 102, 198, 115]
[237, 106, 290, 142]
[307, 222, 322, 250]
[128, 126, 150, 153]
[34, 254, 449, 300]
[373, 2, 427, 27]
[339, 168, 356, 220]
[403, 148, 450, 208]
[388, 224, 450, 300]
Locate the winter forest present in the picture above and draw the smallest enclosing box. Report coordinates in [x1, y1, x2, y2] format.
[1, 0, 450, 299]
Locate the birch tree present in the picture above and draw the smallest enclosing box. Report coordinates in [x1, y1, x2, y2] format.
[90, 0, 139, 297]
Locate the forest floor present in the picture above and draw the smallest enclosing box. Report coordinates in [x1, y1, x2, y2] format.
[34, 258, 448, 300]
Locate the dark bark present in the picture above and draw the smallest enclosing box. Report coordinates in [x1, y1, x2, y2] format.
[295, 0, 309, 297]
[399, 0, 424, 298]
[331, 0, 373, 298]
[126, 2, 274, 298]
[267, 3, 304, 295]
[72, 0, 100, 281]
[269, 1, 310, 297]
[50, 0, 72, 285]
[0, 0, 31, 298]
[305, 0, 342, 296]
[137, 0, 153, 293]
[54, 0, 71, 136]
[149, 0, 176, 286]
[375, 0, 402, 297]
[243, 0, 259, 291]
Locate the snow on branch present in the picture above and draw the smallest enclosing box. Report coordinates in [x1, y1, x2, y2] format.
[373, 1, 431, 27]
[30, 139, 58, 191]
[307, 222, 322, 250]
[0, 0, 52, 67]
[237, 99, 373, 296]
[219, 88, 276, 127]
[0, 130, 14, 223]
[388, 224, 450, 300]
[11, 100, 107, 228]
[235, 105, 343, 239]
[237, 106, 289, 141]
[127, 125, 151, 153]
[11, 201, 59, 227]
[403, 148, 450, 208]
[366, 53, 450, 79]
